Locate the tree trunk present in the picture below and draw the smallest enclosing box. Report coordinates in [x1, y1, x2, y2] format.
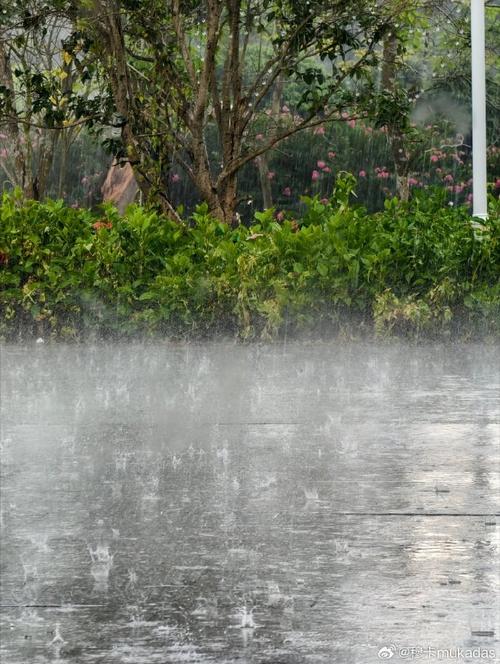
[0, 40, 27, 192]
[382, 32, 410, 202]
[219, 174, 239, 225]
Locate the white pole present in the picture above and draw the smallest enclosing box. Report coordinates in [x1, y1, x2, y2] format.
[471, 0, 488, 220]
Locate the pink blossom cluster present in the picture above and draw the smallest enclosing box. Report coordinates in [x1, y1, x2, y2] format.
[316, 160, 331, 174]
[375, 166, 390, 179]
[430, 150, 446, 163]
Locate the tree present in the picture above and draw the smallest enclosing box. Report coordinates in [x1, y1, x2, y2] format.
[0, 2, 96, 198]
[374, 0, 500, 201]
[57, 0, 413, 222]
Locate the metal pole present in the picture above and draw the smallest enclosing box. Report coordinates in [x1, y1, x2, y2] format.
[471, 0, 488, 219]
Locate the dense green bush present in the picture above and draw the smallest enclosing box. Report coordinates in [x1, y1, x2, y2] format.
[1, 177, 499, 341]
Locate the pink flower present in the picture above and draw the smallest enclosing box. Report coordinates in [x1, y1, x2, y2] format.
[436, 168, 442, 174]
[282, 187, 292, 197]
[430, 155, 439, 163]
[313, 126, 325, 136]
[453, 184, 464, 194]
[375, 166, 389, 179]
[328, 151, 336, 159]
[317, 160, 326, 169]
[348, 119, 356, 129]
[322, 166, 332, 173]
[276, 210, 285, 222]
[266, 171, 275, 180]
[311, 170, 320, 182]
[408, 177, 419, 187]
[467, 193, 473, 203]
[443, 174, 454, 183]
[320, 198, 329, 205]
[495, 178, 500, 190]
[358, 170, 366, 178]
[281, 105, 290, 114]
[171, 173, 181, 183]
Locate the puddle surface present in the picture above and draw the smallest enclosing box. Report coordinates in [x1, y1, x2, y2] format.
[1, 343, 499, 662]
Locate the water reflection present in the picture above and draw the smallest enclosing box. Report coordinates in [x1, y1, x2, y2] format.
[0, 343, 498, 662]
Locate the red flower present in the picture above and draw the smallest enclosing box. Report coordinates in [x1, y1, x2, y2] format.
[92, 220, 113, 231]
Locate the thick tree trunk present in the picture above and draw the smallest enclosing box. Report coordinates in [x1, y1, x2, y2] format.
[219, 175, 239, 225]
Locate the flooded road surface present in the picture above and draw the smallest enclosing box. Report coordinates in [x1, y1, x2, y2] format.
[0, 343, 499, 663]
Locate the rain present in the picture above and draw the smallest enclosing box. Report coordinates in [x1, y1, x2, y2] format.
[1, 342, 498, 662]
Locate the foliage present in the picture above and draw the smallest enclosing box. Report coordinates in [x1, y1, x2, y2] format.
[1, 177, 499, 341]
[1, 0, 420, 221]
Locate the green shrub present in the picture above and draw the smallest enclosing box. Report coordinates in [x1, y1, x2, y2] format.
[1, 178, 498, 341]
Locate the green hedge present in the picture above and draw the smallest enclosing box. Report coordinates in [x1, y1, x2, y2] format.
[1, 178, 499, 341]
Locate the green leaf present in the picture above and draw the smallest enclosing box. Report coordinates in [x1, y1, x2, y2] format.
[138, 291, 157, 301]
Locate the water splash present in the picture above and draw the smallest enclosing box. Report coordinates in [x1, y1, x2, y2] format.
[88, 543, 113, 591]
[237, 605, 256, 628]
[303, 487, 319, 502]
[30, 532, 51, 553]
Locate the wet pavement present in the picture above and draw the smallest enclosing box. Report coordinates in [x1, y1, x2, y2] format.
[0, 342, 499, 663]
